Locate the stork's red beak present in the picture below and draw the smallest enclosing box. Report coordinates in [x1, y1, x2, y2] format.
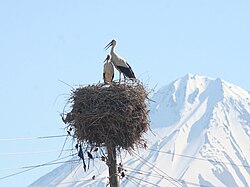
[104, 41, 113, 50]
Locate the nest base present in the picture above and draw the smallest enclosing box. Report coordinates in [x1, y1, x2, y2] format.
[63, 82, 149, 150]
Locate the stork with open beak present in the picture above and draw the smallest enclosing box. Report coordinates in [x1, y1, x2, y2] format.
[104, 39, 136, 82]
[103, 54, 114, 83]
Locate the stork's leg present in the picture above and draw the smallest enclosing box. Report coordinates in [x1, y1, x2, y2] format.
[123, 74, 126, 82]
[119, 72, 121, 83]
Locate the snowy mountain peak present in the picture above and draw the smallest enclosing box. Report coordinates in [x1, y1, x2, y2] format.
[150, 74, 250, 128]
[148, 74, 250, 186]
[30, 74, 250, 187]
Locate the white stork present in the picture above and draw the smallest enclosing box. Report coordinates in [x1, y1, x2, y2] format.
[104, 39, 136, 82]
[103, 54, 114, 83]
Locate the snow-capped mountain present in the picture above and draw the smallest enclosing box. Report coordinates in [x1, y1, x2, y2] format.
[30, 74, 250, 187]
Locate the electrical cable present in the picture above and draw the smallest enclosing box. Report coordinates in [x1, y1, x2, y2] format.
[123, 176, 143, 187]
[131, 151, 211, 187]
[0, 149, 73, 156]
[0, 154, 77, 180]
[148, 148, 250, 168]
[131, 150, 182, 187]
[123, 166, 210, 187]
[43, 177, 107, 186]
[0, 135, 67, 141]
[127, 174, 161, 186]
[0, 154, 104, 172]
[1, 134, 248, 168]
[1, 132, 248, 186]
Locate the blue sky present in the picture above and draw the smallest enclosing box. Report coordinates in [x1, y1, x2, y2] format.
[0, 0, 250, 186]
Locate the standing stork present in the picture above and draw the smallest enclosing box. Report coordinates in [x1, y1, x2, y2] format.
[104, 39, 136, 82]
[103, 54, 114, 83]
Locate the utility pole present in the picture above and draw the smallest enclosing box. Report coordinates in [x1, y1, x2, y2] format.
[107, 143, 119, 187]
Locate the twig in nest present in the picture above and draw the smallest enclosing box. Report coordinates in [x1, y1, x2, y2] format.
[63, 81, 150, 151]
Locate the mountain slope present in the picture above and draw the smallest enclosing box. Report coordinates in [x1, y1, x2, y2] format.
[30, 74, 250, 187]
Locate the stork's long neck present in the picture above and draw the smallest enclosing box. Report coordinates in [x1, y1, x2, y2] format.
[110, 45, 115, 55]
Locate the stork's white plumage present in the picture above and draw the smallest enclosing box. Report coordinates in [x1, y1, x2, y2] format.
[103, 54, 114, 83]
[104, 39, 135, 82]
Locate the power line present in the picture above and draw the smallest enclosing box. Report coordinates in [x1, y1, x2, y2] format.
[125, 176, 144, 187]
[127, 174, 160, 186]
[0, 158, 78, 172]
[44, 177, 107, 186]
[2, 134, 248, 169]
[123, 176, 143, 187]
[1, 132, 248, 186]
[131, 151, 212, 187]
[0, 135, 67, 141]
[0, 153, 104, 172]
[0, 154, 77, 180]
[131, 150, 182, 187]
[148, 148, 250, 168]
[0, 146, 239, 186]
[123, 166, 210, 187]
[124, 166, 170, 180]
[0, 149, 73, 156]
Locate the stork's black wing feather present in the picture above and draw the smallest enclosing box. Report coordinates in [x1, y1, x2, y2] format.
[103, 73, 105, 80]
[125, 62, 136, 78]
[117, 65, 136, 79]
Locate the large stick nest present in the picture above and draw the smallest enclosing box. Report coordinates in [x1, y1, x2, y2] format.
[63, 81, 150, 150]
